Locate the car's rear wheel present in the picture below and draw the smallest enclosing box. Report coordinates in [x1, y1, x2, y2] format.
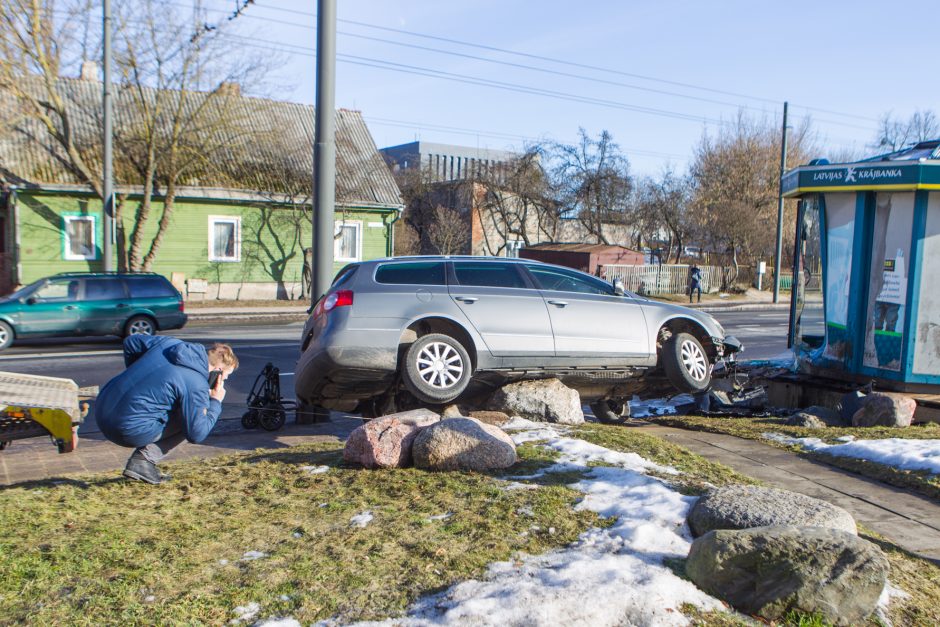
[0, 321, 14, 351]
[124, 315, 156, 337]
[662, 332, 711, 393]
[402, 333, 472, 404]
[590, 398, 630, 424]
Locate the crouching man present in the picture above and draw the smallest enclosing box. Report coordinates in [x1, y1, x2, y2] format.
[96, 336, 238, 484]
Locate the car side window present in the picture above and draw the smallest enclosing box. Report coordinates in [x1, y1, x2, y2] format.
[527, 266, 613, 295]
[375, 262, 445, 285]
[128, 277, 176, 298]
[33, 279, 78, 302]
[84, 278, 127, 301]
[453, 262, 526, 289]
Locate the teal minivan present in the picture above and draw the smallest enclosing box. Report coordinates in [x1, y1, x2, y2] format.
[0, 273, 187, 350]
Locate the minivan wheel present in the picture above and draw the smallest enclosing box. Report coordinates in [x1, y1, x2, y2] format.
[124, 315, 156, 337]
[662, 332, 711, 393]
[0, 321, 13, 351]
[402, 333, 472, 404]
[590, 399, 630, 424]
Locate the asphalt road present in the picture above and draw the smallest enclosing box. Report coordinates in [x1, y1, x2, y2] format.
[0, 310, 790, 435]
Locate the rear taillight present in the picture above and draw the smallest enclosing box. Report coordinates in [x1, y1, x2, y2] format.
[179, 301, 185, 312]
[314, 290, 354, 319]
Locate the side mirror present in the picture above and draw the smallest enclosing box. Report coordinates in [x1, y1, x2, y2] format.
[612, 278, 625, 296]
[25, 297, 37, 305]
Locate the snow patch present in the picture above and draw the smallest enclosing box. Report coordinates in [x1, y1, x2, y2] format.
[329, 420, 726, 626]
[426, 512, 454, 522]
[301, 465, 331, 474]
[763, 432, 940, 475]
[350, 511, 374, 528]
[241, 551, 268, 562]
[229, 602, 260, 624]
[256, 618, 301, 627]
[876, 581, 911, 626]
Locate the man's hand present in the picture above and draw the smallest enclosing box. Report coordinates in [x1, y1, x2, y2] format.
[209, 376, 226, 402]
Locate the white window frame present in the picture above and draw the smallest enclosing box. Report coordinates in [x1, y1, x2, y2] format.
[208, 216, 241, 262]
[505, 239, 524, 258]
[63, 215, 98, 261]
[334, 220, 362, 262]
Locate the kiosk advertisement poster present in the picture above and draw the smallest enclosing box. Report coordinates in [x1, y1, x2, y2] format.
[913, 194, 940, 376]
[864, 193, 914, 371]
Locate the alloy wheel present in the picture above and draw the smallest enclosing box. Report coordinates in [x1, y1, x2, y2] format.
[415, 341, 464, 389]
[680, 338, 708, 382]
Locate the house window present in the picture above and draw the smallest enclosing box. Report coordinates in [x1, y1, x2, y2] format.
[335, 221, 362, 262]
[209, 216, 240, 262]
[63, 215, 97, 260]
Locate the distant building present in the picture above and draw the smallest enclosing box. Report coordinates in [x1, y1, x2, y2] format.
[380, 141, 518, 183]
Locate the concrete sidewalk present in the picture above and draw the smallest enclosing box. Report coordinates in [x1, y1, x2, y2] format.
[0, 416, 360, 486]
[639, 423, 940, 564]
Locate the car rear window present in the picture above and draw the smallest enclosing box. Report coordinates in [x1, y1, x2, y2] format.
[84, 278, 127, 301]
[452, 262, 526, 289]
[128, 277, 177, 298]
[375, 262, 445, 285]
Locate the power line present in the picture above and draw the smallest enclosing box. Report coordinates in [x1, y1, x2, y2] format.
[214, 1, 881, 125]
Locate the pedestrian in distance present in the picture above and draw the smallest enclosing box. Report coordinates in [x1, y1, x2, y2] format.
[689, 264, 702, 304]
[95, 336, 238, 484]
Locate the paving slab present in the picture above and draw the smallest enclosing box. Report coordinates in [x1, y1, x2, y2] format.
[641, 423, 940, 563]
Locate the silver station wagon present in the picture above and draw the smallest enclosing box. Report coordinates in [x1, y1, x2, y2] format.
[295, 257, 741, 422]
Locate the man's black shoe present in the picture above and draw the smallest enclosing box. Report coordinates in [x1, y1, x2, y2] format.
[123, 455, 164, 484]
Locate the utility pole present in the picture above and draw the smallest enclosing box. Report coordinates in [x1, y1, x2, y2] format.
[772, 101, 789, 303]
[102, 0, 113, 271]
[312, 0, 337, 303]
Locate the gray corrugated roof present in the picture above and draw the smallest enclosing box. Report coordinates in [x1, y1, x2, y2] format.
[0, 77, 402, 209]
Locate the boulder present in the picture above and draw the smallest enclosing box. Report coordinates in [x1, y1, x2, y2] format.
[686, 526, 889, 626]
[688, 485, 857, 537]
[343, 409, 440, 469]
[852, 392, 916, 428]
[467, 410, 511, 426]
[786, 405, 844, 428]
[412, 417, 517, 471]
[485, 378, 584, 425]
[839, 390, 867, 423]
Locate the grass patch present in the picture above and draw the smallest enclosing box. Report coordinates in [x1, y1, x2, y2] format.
[2, 428, 938, 625]
[650, 414, 940, 501]
[0, 442, 597, 625]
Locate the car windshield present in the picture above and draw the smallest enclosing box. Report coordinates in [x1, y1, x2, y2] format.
[4, 279, 45, 301]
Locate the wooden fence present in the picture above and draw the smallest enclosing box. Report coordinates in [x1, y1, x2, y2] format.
[603, 264, 722, 296]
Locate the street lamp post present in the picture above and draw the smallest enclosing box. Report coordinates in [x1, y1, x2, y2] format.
[312, 0, 337, 303]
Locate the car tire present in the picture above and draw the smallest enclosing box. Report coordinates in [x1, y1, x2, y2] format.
[0, 321, 14, 351]
[662, 332, 712, 393]
[590, 399, 630, 424]
[124, 315, 156, 337]
[402, 333, 472, 404]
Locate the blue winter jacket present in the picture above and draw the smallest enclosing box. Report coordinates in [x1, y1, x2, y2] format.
[96, 336, 222, 447]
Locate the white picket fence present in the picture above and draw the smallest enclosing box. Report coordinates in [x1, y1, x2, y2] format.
[603, 264, 722, 296]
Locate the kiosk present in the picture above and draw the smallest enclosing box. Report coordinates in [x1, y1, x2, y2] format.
[781, 140, 940, 393]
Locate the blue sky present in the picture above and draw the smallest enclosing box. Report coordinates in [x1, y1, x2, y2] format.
[199, 0, 939, 176]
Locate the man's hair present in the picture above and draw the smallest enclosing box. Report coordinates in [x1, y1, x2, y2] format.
[207, 343, 239, 370]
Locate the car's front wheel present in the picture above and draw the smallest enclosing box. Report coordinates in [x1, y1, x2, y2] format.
[402, 333, 472, 404]
[662, 332, 711, 393]
[124, 315, 156, 337]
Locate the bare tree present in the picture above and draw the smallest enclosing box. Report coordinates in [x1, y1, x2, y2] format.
[689, 112, 816, 284]
[633, 168, 693, 263]
[474, 148, 561, 256]
[545, 129, 633, 244]
[873, 109, 939, 152]
[427, 205, 469, 255]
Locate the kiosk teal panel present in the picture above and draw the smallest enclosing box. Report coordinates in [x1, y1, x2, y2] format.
[820, 193, 856, 366]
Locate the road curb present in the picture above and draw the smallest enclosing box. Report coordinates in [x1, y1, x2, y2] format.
[186, 312, 308, 323]
[691, 303, 791, 313]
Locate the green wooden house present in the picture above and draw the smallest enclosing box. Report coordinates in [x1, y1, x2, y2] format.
[0, 78, 403, 299]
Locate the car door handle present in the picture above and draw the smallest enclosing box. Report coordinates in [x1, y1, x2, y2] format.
[455, 296, 478, 304]
[64, 305, 77, 310]
[547, 300, 568, 307]
[116, 303, 129, 309]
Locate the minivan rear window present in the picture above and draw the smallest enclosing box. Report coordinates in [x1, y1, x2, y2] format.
[375, 262, 445, 285]
[128, 277, 177, 298]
